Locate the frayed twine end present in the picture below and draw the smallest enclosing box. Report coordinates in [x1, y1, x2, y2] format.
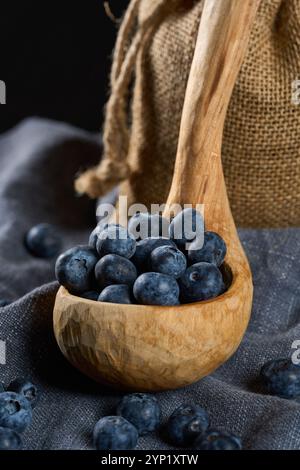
[74, 160, 130, 199]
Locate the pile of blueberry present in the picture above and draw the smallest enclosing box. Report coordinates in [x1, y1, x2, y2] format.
[93, 393, 241, 450]
[55, 209, 227, 305]
[0, 378, 38, 450]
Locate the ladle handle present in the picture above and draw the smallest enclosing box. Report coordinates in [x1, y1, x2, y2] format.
[165, 0, 260, 215]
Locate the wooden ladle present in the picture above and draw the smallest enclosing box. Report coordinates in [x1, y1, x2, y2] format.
[53, 0, 260, 391]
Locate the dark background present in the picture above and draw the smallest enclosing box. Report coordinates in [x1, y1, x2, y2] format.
[0, 0, 129, 133]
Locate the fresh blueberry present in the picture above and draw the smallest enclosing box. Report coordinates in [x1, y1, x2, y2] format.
[96, 225, 136, 259]
[95, 254, 137, 289]
[89, 225, 102, 250]
[128, 213, 169, 240]
[0, 427, 22, 450]
[93, 416, 138, 450]
[0, 384, 5, 393]
[7, 379, 38, 408]
[133, 272, 179, 306]
[260, 358, 300, 399]
[179, 262, 224, 302]
[25, 223, 62, 258]
[0, 392, 32, 433]
[80, 291, 100, 301]
[151, 245, 187, 278]
[117, 393, 161, 435]
[166, 403, 209, 446]
[132, 237, 176, 273]
[188, 231, 227, 266]
[55, 245, 98, 294]
[89, 223, 121, 250]
[0, 299, 10, 308]
[169, 208, 204, 249]
[194, 429, 242, 450]
[98, 285, 132, 304]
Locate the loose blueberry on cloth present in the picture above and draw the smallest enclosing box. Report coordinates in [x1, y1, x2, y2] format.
[260, 359, 300, 399]
[0, 392, 32, 433]
[194, 429, 242, 450]
[0, 426, 22, 450]
[7, 379, 39, 408]
[93, 416, 138, 450]
[0, 377, 39, 450]
[25, 223, 62, 258]
[166, 403, 209, 446]
[117, 393, 161, 435]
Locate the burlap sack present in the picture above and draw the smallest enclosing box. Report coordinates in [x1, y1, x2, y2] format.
[76, 0, 300, 228]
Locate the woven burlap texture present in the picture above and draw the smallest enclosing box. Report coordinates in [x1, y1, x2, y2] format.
[76, 0, 300, 227]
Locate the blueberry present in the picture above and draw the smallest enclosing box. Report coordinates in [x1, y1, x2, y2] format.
[179, 262, 224, 302]
[194, 429, 242, 450]
[128, 213, 169, 240]
[98, 285, 132, 304]
[166, 403, 209, 446]
[93, 416, 138, 450]
[188, 231, 227, 266]
[80, 291, 100, 301]
[25, 223, 62, 258]
[117, 393, 161, 435]
[7, 379, 38, 408]
[89, 223, 121, 250]
[55, 245, 98, 294]
[0, 392, 32, 433]
[133, 272, 179, 306]
[169, 208, 204, 249]
[96, 225, 136, 259]
[151, 245, 187, 278]
[260, 358, 300, 399]
[89, 225, 102, 250]
[132, 237, 176, 273]
[0, 299, 10, 308]
[95, 254, 137, 289]
[0, 427, 22, 450]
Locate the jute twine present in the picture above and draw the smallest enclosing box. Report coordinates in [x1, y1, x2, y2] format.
[75, 0, 300, 227]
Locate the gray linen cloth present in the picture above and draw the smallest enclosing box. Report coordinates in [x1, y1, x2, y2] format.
[0, 118, 299, 450]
